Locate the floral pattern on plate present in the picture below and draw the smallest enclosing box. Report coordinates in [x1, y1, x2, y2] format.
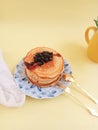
[14, 58, 72, 99]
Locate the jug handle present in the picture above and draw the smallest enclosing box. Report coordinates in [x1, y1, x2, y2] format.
[85, 26, 97, 44]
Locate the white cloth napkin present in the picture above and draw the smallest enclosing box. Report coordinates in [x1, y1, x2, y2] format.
[0, 49, 25, 107]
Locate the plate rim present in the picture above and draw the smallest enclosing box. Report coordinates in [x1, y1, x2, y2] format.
[14, 58, 72, 99]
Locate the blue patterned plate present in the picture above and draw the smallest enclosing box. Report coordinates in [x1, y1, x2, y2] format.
[14, 59, 72, 99]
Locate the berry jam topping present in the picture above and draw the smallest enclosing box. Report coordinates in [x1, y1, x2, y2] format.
[34, 51, 53, 66]
[24, 61, 35, 67]
[24, 51, 53, 69]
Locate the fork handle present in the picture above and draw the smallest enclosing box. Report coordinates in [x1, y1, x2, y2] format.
[73, 83, 98, 104]
[62, 73, 98, 104]
[57, 82, 98, 117]
[65, 89, 98, 117]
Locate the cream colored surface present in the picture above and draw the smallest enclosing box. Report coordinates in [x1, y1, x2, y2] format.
[0, 0, 98, 130]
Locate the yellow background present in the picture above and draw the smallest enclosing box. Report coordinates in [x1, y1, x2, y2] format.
[0, 0, 98, 130]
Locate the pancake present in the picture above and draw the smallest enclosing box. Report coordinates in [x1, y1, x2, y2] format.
[24, 47, 64, 87]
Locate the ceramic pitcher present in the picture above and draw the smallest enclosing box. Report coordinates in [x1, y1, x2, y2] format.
[85, 19, 98, 62]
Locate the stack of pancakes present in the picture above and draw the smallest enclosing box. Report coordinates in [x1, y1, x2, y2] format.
[24, 47, 64, 87]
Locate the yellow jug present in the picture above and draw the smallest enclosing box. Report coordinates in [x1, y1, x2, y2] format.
[85, 19, 98, 62]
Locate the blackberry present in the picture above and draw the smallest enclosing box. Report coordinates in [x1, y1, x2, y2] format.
[38, 61, 44, 66]
[36, 53, 41, 57]
[33, 51, 53, 66]
[42, 51, 49, 56]
[43, 57, 49, 62]
[34, 56, 38, 63]
[49, 57, 53, 61]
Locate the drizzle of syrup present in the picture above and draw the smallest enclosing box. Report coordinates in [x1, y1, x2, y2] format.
[24, 62, 38, 70]
[53, 53, 61, 57]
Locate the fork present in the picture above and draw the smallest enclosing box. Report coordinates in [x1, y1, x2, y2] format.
[57, 82, 98, 117]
